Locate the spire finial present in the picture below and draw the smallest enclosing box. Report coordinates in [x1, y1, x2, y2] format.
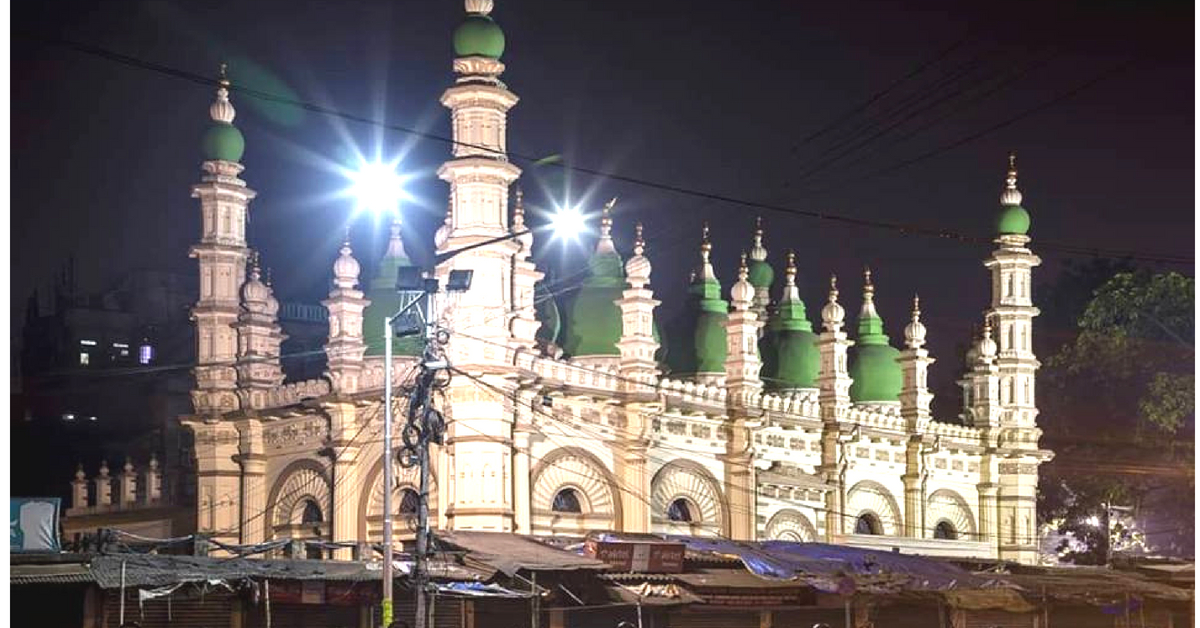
[513, 187, 525, 219]
[822, 273, 846, 329]
[830, 274, 838, 300]
[465, 0, 493, 15]
[248, 250, 262, 280]
[1001, 152, 1023, 206]
[342, 225, 351, 248]
[218, 62, 229, 88]
[700, 222, 712, 262]
[739, 251, 749, 279]
[904, 293, 926, 348]
[210, 64, 236, 124]
[785, 250, 797, 287]
[386, 216, 407, 259]
[600, 197, 615, 238]
[264, 267, 273, 288]
[863, 266, 874, 301]
[912, 294, 921, 320]
[634, 222, 645, 256]
[750, 216, 768, 262]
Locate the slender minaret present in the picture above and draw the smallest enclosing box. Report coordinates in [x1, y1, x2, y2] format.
[323, 233, 369, 395]
[817, 275, 853, 538]
[509, 188, 545, 350]
[899, 296, 934, 537]
[617, 223, 661, 390]
[190, 65, 254, 414]
[234, 252, 286, 407]
[438, 0, 522, 532]
[970, 315, 1004, 553]
[723, 253, 761, 540]
[984, 154, 1046, 564]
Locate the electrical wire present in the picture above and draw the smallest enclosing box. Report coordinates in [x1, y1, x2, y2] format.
[24, 36, 1191, 266]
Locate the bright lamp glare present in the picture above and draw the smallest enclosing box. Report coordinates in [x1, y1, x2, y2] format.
[548, 207, 587, 242]
[350, 161, 404, 215]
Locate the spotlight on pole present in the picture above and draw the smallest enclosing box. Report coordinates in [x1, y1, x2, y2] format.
[349, 160, 405, 217]
[547, 205, 587, 243]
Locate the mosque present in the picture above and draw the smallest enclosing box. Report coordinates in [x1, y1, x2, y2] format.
[183, 0, 1050, 564]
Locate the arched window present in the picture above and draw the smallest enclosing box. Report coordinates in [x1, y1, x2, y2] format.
[301, 499, 322, 524]
[552, 488, 583, 514]
[667, 498, 695, 523]
[934, 521, 958, 540]
[399, 488, 420, 515]
[854, 513, 882, 535]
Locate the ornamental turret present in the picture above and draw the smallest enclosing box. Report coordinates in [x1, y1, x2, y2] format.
[746, 217, 774, 326]
[189, 65, 255, 414]
[563, 199, 624, 364]
[323, 233, 369, 395]
[666, 224, 728, 383]
[234, 251, 287, 406]
[898, 295, 935, 432]
[817, 275, 853, 412]
[616, 222, 661, 391]
[508, 188, 545, 351]
[759, 251, 819, 392]
[848, 268, 902, 405]
[725, 253, 763, 399]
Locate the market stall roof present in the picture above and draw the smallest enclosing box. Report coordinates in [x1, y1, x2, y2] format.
[437, 531, 608, 576]
[999, 566, 1193, 605]
[10, 562, 94, 585]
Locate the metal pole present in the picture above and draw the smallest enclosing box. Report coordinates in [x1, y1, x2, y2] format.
[382, 314, 395, 628]
[415, 290, 436, 628]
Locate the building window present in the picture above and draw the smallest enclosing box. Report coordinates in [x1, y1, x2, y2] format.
[301, 500, 323, 525]
[552, 488, 582, 514]
[79, 339, 97, 347]
[854, 513, 882, 535]
[934, 521, 957, 540]
[399, 488, 420, 515]
[79, 352, 90, 366]
[667, 498, 696, 523]
[138, 344, 154, 365]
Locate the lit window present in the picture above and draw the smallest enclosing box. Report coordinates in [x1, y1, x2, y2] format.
[112, 342, 129, 349]
[119, 349, 129, 357]
[138, 345, 154, 365]
[79, 352, 90, 366]
[62, 413, 75, 421]
[79, 340, 97, 347]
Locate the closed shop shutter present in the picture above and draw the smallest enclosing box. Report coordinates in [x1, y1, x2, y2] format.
[246, 603, 360, 628]
[371, 595, 465, 628]
[958, 609, 1037, 628]
[770, 608, 849, 628]
[104, 588, 234, 628]
[668, 608, 760, 628]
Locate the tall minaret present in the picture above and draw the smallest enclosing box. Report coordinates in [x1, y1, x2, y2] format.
[189, 66, 254, 414]
[817, 275, 854, 538]
[723, 253, 761, 540]
[616, 223, 661, 390]
[437, 0, 522, 532]
[323, 234, 369, 395]
[984, 154, 1046, 565]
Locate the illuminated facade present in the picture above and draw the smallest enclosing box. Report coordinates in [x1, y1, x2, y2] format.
[182, 0, 1051, 564]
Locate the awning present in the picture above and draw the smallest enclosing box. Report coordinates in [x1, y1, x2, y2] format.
[437, 531, 608, 576]
[10, 563, 94, 585]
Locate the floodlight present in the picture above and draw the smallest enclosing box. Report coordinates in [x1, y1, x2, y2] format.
[548, 206, 587, 242]
[350, 161, 404, 216]
[446, 269, 474, 292]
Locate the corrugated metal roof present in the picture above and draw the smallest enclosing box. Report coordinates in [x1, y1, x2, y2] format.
[438, 531, 608, 576]
[11, 563, 94, 585]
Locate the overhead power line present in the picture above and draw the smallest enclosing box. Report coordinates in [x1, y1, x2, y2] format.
[25, 35, 1192, 267]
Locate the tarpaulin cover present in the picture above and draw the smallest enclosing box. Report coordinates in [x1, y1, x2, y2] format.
[436, 581, 530, 598]
[437, 531, 607, 577]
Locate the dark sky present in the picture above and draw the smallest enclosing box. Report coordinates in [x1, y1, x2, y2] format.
[12, 0, 1193, 405]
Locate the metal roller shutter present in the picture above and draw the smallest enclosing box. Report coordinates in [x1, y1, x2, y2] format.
[104, 588, 234, 628]
[667, 608, 760, 628]
[245, 603, 360, 628]
[956, 609, 1037, 628]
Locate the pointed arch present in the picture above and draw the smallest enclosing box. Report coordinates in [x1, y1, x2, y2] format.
[926, 489, 977, 540]
[651, 460, 727, 536]
[530, 447, 621, 535]
[845, 480, 902, 536]
[358, 456, 438, 542]
[764, 509, 818, 542]
[268, 459, 332, 534]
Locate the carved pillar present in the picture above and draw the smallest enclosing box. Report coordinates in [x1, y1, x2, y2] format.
[326, 402, 361, 559]
[236, 418, 266, 545]
[71, 465, 88, 511]
[902, 440, 923, 539]
[144, 454, 162, 504]
[187, 419, 242, 551]
[817, 276, 853, 538]
[512, 388, 535, 534]
[723, 255, 761, 540]
[618, 404, 652, 533]
[93, 461, 112, 508]
[118, 459, 138, 506]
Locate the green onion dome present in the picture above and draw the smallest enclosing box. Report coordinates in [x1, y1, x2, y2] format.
[666, 226, 728, 376]
[747, 218, 774, 289]
[996, 153, 1030, 235]
[848, 269, 902, 403]
[454, 14, 505, 59]
[759, 252, 819, 391]
[362, 221, 423, 357]
[562, 212, 624, 357]
[202, 123, 245, 162]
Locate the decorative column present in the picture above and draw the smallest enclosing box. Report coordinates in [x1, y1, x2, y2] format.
[437, 0, 521, 532]
[323, 236, 369, 395]
[71, 465, 89, 511]
[985, 155, 1047, 564]
[234, 253, 287, 409]
[118, 459, 138, 507]
[93, 461, 113, 508]
[817, 276, 853, 537]
[899, 296, 934, 537]
[190, 66, 254, 415]
[144, 454, 162, 504]
[722, 254, 762, 540]
[509, 189, 544, 351]
[235, 418, 266, 545]
[187, 420, 242, 550]
[325, 402, 361, 559]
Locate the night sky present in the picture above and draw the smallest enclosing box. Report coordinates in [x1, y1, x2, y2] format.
[11, 0, 1193, 408]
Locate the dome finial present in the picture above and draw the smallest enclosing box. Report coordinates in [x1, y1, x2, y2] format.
[750, 217, 768, 262]
[465, 0, 493, 15]
[264, 266, 273, 288]
[625, 221, 651, 284]
[512, 187, 525, 228]
[210, 63, 236, 124]
[739, 251, 749, 280]
[386, 216, 408, 259]
[977, 312, 998, 360]
[700, 222, 712, 263]
[600, 197, 615, 238]
[249, 250, 262, 281]
[785, 250, 797, 287]
[633, 222, 645, 256]
[822, 274, 846, 330]
[904, 294, 926, 348]
[1001, 151, 1023, 206]
[731, 251, 754, 308]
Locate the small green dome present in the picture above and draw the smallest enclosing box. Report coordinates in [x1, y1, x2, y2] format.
[849, 302, 901, 402]
[362, 253, 424, 357]
[202, 123, 245, 162]
[760, 291, 819, 390]
[454, 15, 505, 59]
[562, 250, 625, 357]
[666, 275, 728, 376]
[996, 204, 1030, 235]
[748, 260, 774, 290]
